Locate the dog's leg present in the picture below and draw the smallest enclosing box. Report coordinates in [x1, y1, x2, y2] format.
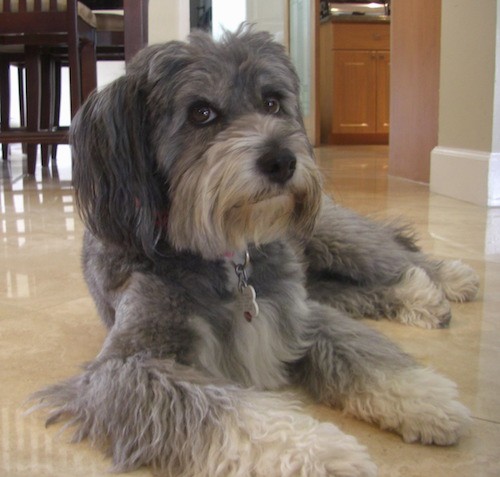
[32, 274, 376, 477]
[306, 268, 453, 329]
[295, 302, 471, 445]
[32, 355, 376, 477]
[304, 195, 479, 328]
[304, 195, 416, 286]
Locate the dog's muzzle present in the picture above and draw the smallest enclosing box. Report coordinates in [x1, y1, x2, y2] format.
[166, 114, 322, 258]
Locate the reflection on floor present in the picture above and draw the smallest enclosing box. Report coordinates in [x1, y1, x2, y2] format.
[1, 145, 499, 476]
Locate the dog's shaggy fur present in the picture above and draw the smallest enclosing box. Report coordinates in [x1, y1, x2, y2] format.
[33, 27, 480, 476]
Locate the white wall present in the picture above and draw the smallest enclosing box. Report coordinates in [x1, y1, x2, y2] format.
[247, 0, 286, 43]
[99, 0, 286, 88]
[212, 0, 247, 39]
[212, 0, 286, 42]
[149, 0, 286, 43]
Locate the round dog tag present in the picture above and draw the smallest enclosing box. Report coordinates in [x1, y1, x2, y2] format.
[238, 285, 259, 322]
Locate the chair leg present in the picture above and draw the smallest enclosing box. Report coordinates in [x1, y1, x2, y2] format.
[0, 58, 11, 161]
[40, 55, 55, 167]
[67, 37, 82, 117]
[25, 47, 41, 175]
[18, 66, 26, 128]
[1, 144, 7, 161]
[51, 60, 62, 161]
[81, 39, 97, 102]
[18, 66, 28, 156]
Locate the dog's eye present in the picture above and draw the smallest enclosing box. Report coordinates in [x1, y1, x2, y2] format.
[189, 102, 218, 125]
[263, 97, 280, 115]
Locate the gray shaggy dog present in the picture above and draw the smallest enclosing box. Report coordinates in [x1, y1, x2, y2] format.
[33, 27, 479, 476]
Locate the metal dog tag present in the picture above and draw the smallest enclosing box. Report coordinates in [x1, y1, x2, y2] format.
[238, 284, 259, 322]
[232, 250, 259, 322]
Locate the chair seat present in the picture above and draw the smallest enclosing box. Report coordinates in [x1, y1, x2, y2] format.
[93, 11, 125, 60]
[0, 45, 24, 53]
[95, 11, 124, 32]
[0, 1, 97, 28]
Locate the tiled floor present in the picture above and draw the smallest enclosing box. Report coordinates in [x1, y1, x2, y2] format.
[1, 145, 499, 476]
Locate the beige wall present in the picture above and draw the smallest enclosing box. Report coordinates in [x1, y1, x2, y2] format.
[492, 0, 500, 153]
[438, 0, 497, 152]
[149, 0, 190, 44]
[430, 0, 500, 206]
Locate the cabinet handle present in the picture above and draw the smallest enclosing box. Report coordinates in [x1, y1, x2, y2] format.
[371, 51, 376, 59]
[373, 33, 382, 40]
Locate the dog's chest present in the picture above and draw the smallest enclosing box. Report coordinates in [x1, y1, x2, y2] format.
[188, 244, 310, 389]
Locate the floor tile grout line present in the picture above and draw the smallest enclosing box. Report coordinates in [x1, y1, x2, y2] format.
[472, 415, 500, 425]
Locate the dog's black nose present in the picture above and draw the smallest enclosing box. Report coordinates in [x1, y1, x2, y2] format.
[257, 149, 297, 184]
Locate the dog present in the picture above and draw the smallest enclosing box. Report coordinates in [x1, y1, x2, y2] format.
[33, 26, 480, 476]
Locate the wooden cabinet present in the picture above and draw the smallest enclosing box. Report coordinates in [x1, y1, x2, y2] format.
[319, 21, 390, 144]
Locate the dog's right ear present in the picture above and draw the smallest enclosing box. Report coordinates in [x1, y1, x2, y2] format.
[70, 43, 192, 256]
[71, 75, 162, 254]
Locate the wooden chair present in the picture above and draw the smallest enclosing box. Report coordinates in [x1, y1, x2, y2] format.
[0, 51, 25, 161]
[82, 0, 149, 63]
[46, 0, 149, 162]
[0, 0, 98, 175]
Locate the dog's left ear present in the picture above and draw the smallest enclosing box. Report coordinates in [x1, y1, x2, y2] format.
[70, 44, 191, 256]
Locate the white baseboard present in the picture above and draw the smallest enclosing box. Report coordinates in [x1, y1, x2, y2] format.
[430, 146, 500, 206]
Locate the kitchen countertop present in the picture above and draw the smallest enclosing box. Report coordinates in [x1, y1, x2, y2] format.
[321, 14, 390, 24]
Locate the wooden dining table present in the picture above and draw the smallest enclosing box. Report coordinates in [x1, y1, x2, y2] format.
[80, 0, 149, 63]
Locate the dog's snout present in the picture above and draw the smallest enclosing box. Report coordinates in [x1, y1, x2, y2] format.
[257, 149, 297, 184]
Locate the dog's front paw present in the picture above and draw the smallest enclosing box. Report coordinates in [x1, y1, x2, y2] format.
[390, 266, 452, 329]
[388, 368, 471, 445]
[238, 394, 378, 477]
[397, 397, 471, 446]
[344, 367, 471, 446]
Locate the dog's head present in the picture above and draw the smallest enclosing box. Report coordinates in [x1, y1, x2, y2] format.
[71, 26, 322, 259]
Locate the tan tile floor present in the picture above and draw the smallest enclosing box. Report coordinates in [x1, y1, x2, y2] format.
[1, 144, 499, 476]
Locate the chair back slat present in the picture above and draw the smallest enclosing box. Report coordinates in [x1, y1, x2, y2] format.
[1, 0, 68, 13]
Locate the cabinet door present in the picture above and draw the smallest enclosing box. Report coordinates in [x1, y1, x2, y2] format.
[332, 50, 377, 134]
[376, 51, 390, 133]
